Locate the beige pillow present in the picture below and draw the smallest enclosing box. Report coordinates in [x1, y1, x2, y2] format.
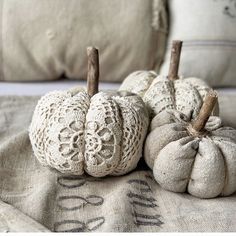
[0, 0, 167, 82]
[160, 0, 236, 87]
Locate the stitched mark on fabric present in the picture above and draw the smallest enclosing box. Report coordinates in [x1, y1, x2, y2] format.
[127, 177, 164, 227]
[57, 195, 104, 211]
[54, 175, 105, 232]
[54, 217, 105, 232]
[127, 179, 152, 193]
[57, 175, 101, 189]
[127, 192, 158, 208]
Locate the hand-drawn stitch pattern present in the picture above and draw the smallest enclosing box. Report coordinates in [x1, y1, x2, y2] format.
[54, 217, 105, 232]
[57, 175, 102, 189]
[57, 195, 104, 211]
[127, 176, 164, 227]
[132, 211, 163, 226]
[54, 175, 105, 232]
[127, 192, 158, 208]
[127, 179, 152, 193]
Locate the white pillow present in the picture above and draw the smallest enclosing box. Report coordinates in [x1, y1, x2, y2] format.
[0, 0, 167, 82]
[160, 0, 236, 87]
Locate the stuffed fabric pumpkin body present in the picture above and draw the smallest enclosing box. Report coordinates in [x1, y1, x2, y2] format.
[119, 71, 219, 119]
[144, 109, 236, 199]
[29, 90, 149, 177]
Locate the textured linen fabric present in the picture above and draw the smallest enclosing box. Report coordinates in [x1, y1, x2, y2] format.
[0, 201, 50, 232]
[29, 90, 149, 176]
[160, 0, 236, 87]
[145, 110, 236, 199]
[0, 0, 167, 82]
[0, 95, 236, 232]
[119, 72, 219, 119]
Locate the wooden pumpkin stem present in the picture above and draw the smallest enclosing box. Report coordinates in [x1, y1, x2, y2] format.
[168, 40, 183, 80]
[191, 90, 218, 132]
[87, 47, 99, 97]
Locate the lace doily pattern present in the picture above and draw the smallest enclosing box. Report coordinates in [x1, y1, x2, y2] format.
[84, 93, 122, 177]
[44, 92, 90, 175]
[174, 79, 202, 119]
[119, 71, 157, 97]
[29, 90, 71, 165]
[143, 75, 203, 119]
[112, 95, 149, 175]
[119, 73, 219, 119]
[29, 90, 149, 176]
[183, 77, 210, 99]
[143, 76, 175, 116]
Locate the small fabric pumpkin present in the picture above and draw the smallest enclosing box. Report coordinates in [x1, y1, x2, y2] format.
[29, 47, 149, 177]
[119, 41, 219, 119]
[144, 91, 236, 198]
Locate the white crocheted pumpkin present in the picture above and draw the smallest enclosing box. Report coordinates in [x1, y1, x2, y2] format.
[119, 41, 219, 119]
[144, 92, 236, 198]
[29, 47, 149, 177]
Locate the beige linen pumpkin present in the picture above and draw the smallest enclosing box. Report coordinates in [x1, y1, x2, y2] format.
[119, 71, 219, 119]
[29, 47, 149, 177]
[144, 108, 236, 199]
[29, 89, 149, 177]
[119, 41, 219, 119]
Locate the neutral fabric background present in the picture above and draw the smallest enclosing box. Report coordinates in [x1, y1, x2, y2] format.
[0, 0, 167, 82]
[0, 94, 236, 232]
[160, 0, 236, 87]
[0, 80, 121, 95]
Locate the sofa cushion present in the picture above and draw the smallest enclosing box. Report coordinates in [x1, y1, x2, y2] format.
[0, 0, 167, 82]
[160, 0, 236, 87]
